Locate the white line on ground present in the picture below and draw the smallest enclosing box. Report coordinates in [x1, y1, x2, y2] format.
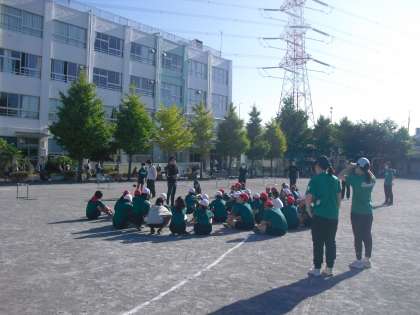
[121, 237, 248, 315]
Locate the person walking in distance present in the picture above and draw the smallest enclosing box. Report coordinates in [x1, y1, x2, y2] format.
[306, 156, 341, 277]
[146, 160, 157, 198]
[165, 157, 179, 207]
[288, 160, 299, 187]
[383, 162, 396, 205]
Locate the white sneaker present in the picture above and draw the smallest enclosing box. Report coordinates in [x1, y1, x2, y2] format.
[322, 267, 333, 277]
[362, 257, 371, 269]
[349, 260, 365, 269]
[308, 268, 321, 277]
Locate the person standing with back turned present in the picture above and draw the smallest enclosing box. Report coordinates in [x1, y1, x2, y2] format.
[146, 160, 157, 198]
[306, 156, 341, 277]
[383, 162, 396, 205]
[166, 157, 179, 207]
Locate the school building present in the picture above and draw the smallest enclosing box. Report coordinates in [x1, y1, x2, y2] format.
[0, 0, 232, 165]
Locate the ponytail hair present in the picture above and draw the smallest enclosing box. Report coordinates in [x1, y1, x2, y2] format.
[363, 168, 374, 184]
[316, 155, 334, 176]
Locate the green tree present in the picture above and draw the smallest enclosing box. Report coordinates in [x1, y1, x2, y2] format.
[49, 73, 112, 181]
[115, 92, 155, 179]
[264, 119, 287, 176]
[155, 105, 193, 157]
[0, 139, 21, 177]
[276, 97, 311, 160]
[312, 115, 337, 157]
[246, 106, 268, 175]
[190, 103, 215, 178]
[216, 104, 249, 174]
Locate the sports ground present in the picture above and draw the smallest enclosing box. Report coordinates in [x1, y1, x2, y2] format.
[1, 178, 419, 315]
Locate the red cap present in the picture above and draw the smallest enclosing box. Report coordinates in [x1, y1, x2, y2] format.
[235, 182, 242, 188]
[123, 190, 129, 196]
[260, 192, 269, 201]
[265, 200, 274, 207]
[219, 189, 225, 194]
[240, 193, 249, 202]
[271, 187, 278, 193]
[134, 189, 141, 196]
[287, 195, 295, 205]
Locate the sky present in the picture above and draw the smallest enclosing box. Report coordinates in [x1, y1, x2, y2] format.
[81, 0, 420, 135]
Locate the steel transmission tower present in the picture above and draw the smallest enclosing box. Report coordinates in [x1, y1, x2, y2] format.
[260, 0, 331, 123]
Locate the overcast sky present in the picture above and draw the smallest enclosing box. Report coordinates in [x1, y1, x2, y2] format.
[83, 0, 420, 134]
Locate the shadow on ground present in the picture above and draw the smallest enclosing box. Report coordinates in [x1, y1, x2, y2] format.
[209, 270, 363, 315]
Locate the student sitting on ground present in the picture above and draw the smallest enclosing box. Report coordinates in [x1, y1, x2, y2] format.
[170, 197, 188, 235]
[86, 190, 112, 220]
[132, 188, 151, 230]
[113, 193, 134, 229]
[146, 195, 172, 235]
[250, 193, 262, 215]
[209, 191, 227, 223]
[291, 185, 302, 203]
[185, 188, 197, 215]
[255, 199, 288, 236]
[271, 188, 284, 210]
[226, 193, 255, 230]
[193, 198, 214, 235]
[255, 192, 268, 224]
[282, 195, 300, 230]
[265, 186, 273, 198]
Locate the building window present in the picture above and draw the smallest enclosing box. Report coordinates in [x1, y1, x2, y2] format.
[130, 76, 155, 97]
[0, 92, 39, 119]
[212, 66, 229, 85]
[93, 68, 122, 91]
[161, 52, 183, 72]
[48, 98, 62, 122]
[161, 82, 182, 107]
[51, 59, 84, 83]
[94, 32, 124, 57]
[189, 60, 207, 80]
[0, 4, 43, 38]
[212, 93, 228, 118]
[188, 89, 207, 107]
[130, 43, 155, 65]
[0, 48, 41, 78]
[104, 105, 118, 122]
[53, 20, 86, 48]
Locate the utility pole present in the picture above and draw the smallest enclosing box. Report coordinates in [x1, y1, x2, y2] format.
[259, 0, 332, 124]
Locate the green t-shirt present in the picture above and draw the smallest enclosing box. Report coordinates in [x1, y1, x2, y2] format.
[306, 172, 341, 220]
[132, 196, 151, 217]
[185, 193, 197, 209]
[232, 203, 255, 226]
[171, 207, 187, 226]
[113, 201, 133, 228]
[346, 174, 376, 214]
[250, 199, 263, 213]
[263, 208, 288, 232]
[194, 207, 214, 225]
[384, 169, 396, 186]
[210, 198, 227, 218]
[281, 205, 299, 229]
[86, 200, 105, 219]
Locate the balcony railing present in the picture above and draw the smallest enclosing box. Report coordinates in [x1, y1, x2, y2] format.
[0, 107, 39, 119]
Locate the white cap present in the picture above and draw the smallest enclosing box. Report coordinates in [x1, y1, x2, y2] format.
[159, 193, 167, 200]
[142, 187, 151, 195]
[215, 191, 223, 197]
[357, 157, 370, 169]
[202, 194, 209, 200]
[253, 193, 260, 199]
[233, 191, 241, 199]
[199, 199, 209, 207]
[245, 189, 252, 195]
[124, 194, 133, 202]
[188, 187, 195, 194]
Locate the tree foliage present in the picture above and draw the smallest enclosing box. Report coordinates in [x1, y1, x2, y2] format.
[264, 119, 287, 175]
[49, 73, 112, 181]
[312, 115, 338, 156]
[0, 139, 21, 177]
[155, 105, 193, 156]
[246, 105, 268, 164]
[115, 91, 155, 178]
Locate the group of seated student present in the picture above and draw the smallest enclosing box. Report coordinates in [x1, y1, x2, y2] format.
[85, 181, 311, 237]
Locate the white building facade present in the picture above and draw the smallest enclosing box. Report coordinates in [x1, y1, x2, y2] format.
[0, 0, 232, 164]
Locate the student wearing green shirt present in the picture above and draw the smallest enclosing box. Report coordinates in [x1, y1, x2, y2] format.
[383, 162, 396, 205]
[306, 156, 341, 277]
[209, 191, 227, 223]
[86, 191, 112, 220]
[250, 193, 263, 216]
[227, 193, 255, 231]
[170, 197, 188, 235]
[185, 188, 197, 215]
[113, 193, 134, 229]
[137, 163, 148, 191]
[255, 192, 268, 224]
[339, 157, 376, 270]
[193, 199, 214, 235]
[132, 188, 151, 229]
[282, 195, 299, 230]
[255, 199, 288, 236]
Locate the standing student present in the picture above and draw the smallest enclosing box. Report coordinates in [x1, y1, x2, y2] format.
[255, 200, 288, 236]
[193, 199, 214, 235]
[146, 160, 157, 198]
[137, 163, 148, 191]
[339, 158, 376, 269]
[341, 179, 351, 200]
[306, 156, 341, 277]
[170, 197, 188, 235]
[383, 162, 396, 205]
[209, 191, 227, 223]
[288, 161, 299, 187]
[165, 157, 179, 207]
[86, 191, 112, 220]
